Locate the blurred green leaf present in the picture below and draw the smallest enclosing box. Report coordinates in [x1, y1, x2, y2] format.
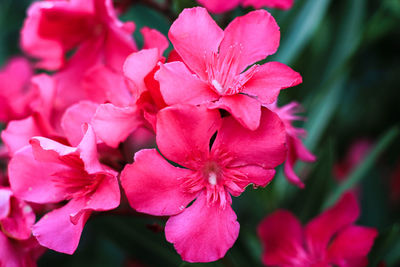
[369, 224, 400, 267]
[271, 0, 333, 65]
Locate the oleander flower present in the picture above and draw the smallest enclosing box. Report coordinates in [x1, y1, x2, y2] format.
[156, 7, 302, 130]
[266, 101, 315, 188]
[8, 125, 120, 254]
[0, 188, 45, 267]
[121, 104, 287, 262]
[258, 192, 378, 267]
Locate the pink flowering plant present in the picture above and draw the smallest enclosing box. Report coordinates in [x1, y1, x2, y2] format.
[0, 0, 399, 266]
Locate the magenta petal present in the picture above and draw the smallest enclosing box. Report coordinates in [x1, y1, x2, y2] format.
[242, 0, 294, 10]
[305, 192, 360, 257]
[242, 62, 302, 104]
[0, 196, 35, 241]
[327, 225, 378, 265]
[213, 108, 287, 168]
[32, 199, 90, 254]
[8, 146, 68, 204]
[258, 210, 304, 266]
[1, 116, 42, 156]
[219, 10, 280, 73]
[165, 192, 239, 263]
[30, 137, 77, 164]
[197, 0, 241, 13]
[76, 124, 103, 174]
[156, 105, 221, 169]
[61, 101, 99, 146]
[121, 149, 196, 216]
[156, 62, 218, 105]
[91, 103, 141, 148]
[169, 7, 224, 80]
[0, 188, 12, 219]
[230, 165, 276, 190]
[83, 64, 132, 107]
[123, 48, 160, 96]
[73, 171, 120, 218]
[141, 27, 169, 56]
[208, 94, 261, 130]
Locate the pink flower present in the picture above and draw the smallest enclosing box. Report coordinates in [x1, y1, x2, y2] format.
[121, 105, 287, 262]
[156, 7, 302, 130]
[258, 192, 378, 267]
[0, 188, 45, 266]
[21, 0, 137, 71]
[1, 74, 58, 156]
[8, 125, 120, 254]
[0, 57, 34, 123]
[197, 0, 294, 14]
[267, 101, 316, 188]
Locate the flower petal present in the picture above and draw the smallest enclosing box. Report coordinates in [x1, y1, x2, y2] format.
[208, 94, 261, 130]
[242, 0, 294, 10]
[141, 27, 169, 57]
[242, 62, 302, 104]
[8, 146, 68, 204]
[327, 225, 377, 265]
[305, 192, 360, 257]
[213, 108, 287, 168]
[156, 105, 221, 169]
[32, 199, 90, 254]
[258, 210, 305, 266]
[169, 7, 224, 80]
[121, 149, 196, 216]
[61, 101, 99, 146]
[123, 48, 160, 96]
[219, 10, 280, 73]
[156, 62, 219, 105]
[197, 0, 241, 13]
[91, 103, 141, 148]
[165, 192, 239, 262]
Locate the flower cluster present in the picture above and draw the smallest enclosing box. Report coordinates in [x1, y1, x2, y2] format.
[0, 0, 378, 265]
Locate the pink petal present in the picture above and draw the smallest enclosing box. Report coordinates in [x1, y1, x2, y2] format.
[229, 165, 276, 191]
[32, 199, 91, 254]
[213, 108, 287, 168]
[8, 146, 68, 204]
[0, 188, 12, 219]
[197, 0, 241, 13]
[0, 196, 35, 240]
[141, 27, 169, 57]
[169, 7, 224, 80]
[91, 103, 142, 148]
[76, 124, 104, 174]
[242, 0, 294, 10]
[305, 192, 360, 257]
[165, 192, 239, 262]
[20, 2, 65, 70]
[83, 64, 133, 107]
[208, 94, 262, 130]
[156, 105, 221, 169]
[121, 149, 196, 216]
[0, 232, 21, 267]
[61, 101, 99, 146]
[156, 62, 219, 105]
[242, 62, 302, 104]
[327, 225, 378, 265]
[30, 137, 77, 165]
[123, 48, 160, 96]
[258, 210, 304, 266]
[219, 10, 280, 73]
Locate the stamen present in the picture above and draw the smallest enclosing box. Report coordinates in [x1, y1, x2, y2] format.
[208, 172, 217, 185]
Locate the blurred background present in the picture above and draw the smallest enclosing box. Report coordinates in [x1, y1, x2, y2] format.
[0, 0, 399, 266]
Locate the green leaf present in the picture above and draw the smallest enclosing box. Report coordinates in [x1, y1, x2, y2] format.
[271, 0, 333, 65]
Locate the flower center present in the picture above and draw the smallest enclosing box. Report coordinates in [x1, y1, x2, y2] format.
[208, 172, 218, 186]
